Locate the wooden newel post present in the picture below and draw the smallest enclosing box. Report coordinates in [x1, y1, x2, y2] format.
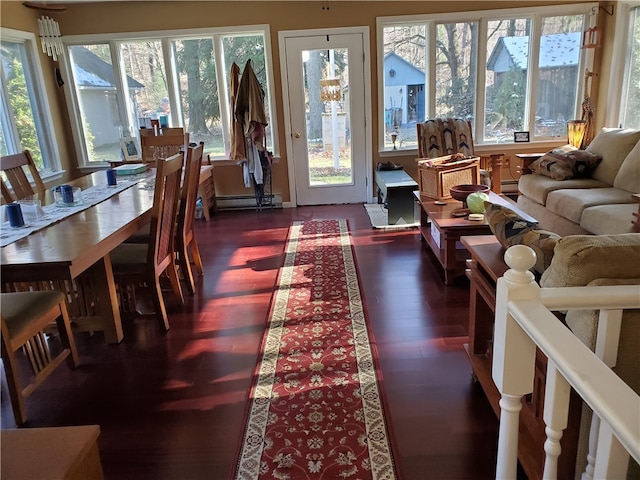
[492, 245, 538, 480]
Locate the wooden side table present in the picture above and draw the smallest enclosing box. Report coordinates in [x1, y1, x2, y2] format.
[1, 425, 104, 480]
[515, 153, 545, 176]
[461, 235, 582, 480]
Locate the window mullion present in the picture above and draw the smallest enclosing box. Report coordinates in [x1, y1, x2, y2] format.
[162, 38, 180, 128]
[111, 41, 131, 138]
[527, 15, 542, 137]
[475, 19, 489, 143]
[213, 34, 231, 158]
[425, 21, 436, 119]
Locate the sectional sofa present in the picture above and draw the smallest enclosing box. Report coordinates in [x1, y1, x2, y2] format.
[516, 128, 640, 237]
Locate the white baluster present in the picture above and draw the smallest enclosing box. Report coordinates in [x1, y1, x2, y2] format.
[581, 309, 623, 480]
[542, 360, 571, 479]
[493, 245, 538, 480]
[593, 421, 630, 479]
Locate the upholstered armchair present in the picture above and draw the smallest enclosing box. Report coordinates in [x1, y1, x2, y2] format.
[416, 118, 504, 194]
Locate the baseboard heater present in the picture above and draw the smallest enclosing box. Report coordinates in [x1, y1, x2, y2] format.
[216, 194, 282, 210]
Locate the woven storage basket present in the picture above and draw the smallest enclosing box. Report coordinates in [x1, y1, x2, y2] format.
[417, 156, 480, 200]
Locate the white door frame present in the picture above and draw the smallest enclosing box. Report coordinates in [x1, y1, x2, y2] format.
[279, 26, 373, 207]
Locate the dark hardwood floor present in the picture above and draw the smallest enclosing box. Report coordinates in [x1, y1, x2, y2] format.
[1, 204, 507, 479]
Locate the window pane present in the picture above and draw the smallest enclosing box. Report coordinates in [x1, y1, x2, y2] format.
[172, 38, 222, 157]
[534, 15, 584, 137]
[69, 44, 125, 163]
[382, 24, 425, 150]
[622, 7, 640, 129]
[121, 40, 170, 134]
[1, 40, 45, 168]
[435, 21, 478, 123]
[484, 18, 530, 143]
[304, 48, 353, 186]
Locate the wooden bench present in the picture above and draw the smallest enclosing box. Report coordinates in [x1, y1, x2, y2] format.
[374, 169, 418, 224]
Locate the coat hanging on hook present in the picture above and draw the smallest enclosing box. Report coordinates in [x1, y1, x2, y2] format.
[233, 59, 268, 188]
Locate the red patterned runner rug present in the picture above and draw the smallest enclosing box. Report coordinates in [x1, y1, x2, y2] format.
[232, 219, 398, 480]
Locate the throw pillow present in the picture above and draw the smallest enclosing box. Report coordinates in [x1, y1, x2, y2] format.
[613, 139, 640, 193]
[484, 202, 560, 275]
[529, 144, 602, 181]
[587, 127, 640, 185]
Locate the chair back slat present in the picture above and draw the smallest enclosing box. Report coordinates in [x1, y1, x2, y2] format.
[0, 150, 46, 203]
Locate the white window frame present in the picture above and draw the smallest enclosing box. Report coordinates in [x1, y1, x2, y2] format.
[376, 3, 597, 154]
[60, 25, 277, 168]
[605, 1, 640, 128]
[0, 27, 62, 178]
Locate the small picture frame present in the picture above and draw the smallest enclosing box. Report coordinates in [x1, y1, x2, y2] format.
[514, 131, 530, 143]
[120, 137, 141, 161]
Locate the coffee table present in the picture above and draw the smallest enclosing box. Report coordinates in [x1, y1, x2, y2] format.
[414, 190, 536, 284]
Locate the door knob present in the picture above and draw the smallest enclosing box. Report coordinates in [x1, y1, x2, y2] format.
[294, 132, 301, 138]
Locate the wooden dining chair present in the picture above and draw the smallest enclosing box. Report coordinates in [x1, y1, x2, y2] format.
[177, 142, 205, 294]
[110, 152, 184, 331]
[0, 150, 46, 204]
[109, 131, 188, 169]
[1, 290, 79, 425]
[140, 132, 189, 166]
[122, 143, 205, 294]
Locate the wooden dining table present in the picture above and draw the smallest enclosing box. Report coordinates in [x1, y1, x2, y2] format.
[1, 171, 155, 343]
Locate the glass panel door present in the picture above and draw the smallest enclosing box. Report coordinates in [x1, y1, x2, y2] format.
[284, 32, 368, 206]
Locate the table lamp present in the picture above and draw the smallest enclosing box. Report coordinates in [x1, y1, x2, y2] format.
[567, 120, 587, 149]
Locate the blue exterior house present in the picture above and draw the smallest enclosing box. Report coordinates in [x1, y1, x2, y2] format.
[383, 52, 425, 128]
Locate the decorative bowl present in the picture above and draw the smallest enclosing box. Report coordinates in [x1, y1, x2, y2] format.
[449, 184, 490, 208]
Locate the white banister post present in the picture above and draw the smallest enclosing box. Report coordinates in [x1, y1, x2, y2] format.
[492, 245, 539, 480]
[542, 360, 571, 479]
[582, 309, 624, 480]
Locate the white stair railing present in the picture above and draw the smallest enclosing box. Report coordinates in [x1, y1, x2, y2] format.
[492, 245, 640, 480]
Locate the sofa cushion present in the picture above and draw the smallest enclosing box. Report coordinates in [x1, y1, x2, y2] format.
[545, 188, 637, 223]
[529, 145, 601, 180]
[517, 174, 608, 206]
[484, 202, 559, 274]
[587, 128, 640, 185]
[540, 233, 640, 288]
[516, 195, 591, 236]
[580, 203, 639, 235]
[613, 139, 640, 193]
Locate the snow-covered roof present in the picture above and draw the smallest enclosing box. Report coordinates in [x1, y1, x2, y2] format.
[487, 32, 581, 71]
[71, 46, 144, 89]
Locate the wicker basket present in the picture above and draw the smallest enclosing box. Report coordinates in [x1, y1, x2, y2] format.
[417, 156, 480, 200]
